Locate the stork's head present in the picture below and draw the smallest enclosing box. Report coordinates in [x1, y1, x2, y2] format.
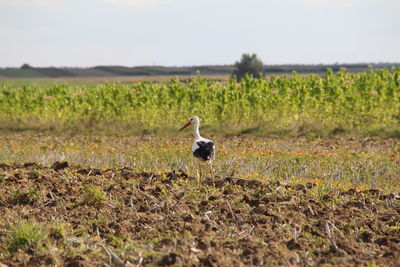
[179, 116, 199, 131]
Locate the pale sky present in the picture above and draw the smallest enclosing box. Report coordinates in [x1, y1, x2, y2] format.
[1, 0, 399, 67]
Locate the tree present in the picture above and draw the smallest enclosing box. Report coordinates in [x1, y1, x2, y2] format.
[232, 53, 264, 81]
[20, 63, 31, 69]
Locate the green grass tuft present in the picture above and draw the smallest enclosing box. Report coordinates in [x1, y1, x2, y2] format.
[7, 220, 47, 254]
[82, 186, 108, 206]
[10, 189, 39, 205]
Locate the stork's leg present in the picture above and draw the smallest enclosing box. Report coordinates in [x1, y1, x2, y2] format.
[210, 162, 215, 186]
[198, 162, 203, 185]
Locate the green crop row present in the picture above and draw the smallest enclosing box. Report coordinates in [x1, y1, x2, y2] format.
[0, 68, 399, 136]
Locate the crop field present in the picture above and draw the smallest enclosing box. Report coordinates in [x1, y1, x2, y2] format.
[0, 69, 399, 266]
[1, 68, 399, 136]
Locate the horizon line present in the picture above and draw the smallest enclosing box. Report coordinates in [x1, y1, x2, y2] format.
[2, 62, 400, 69]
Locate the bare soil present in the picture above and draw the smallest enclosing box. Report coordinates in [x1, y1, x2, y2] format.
[0, 163, 399, 266]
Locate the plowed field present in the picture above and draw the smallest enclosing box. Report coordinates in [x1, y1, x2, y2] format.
[1, 162, 399, 266]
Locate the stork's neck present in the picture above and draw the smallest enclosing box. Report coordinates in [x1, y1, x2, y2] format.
[193, 121, 201, 140]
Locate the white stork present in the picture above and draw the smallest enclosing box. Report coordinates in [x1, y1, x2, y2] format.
[179, 116, 215, 183]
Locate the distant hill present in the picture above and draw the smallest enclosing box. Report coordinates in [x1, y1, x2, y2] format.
[1, 63, 399, 78]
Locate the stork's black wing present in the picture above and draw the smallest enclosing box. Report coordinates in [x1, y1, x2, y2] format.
[193, 141, 215, 161]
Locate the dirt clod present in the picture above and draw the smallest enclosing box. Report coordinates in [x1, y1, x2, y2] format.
[50, 161, 69, 171]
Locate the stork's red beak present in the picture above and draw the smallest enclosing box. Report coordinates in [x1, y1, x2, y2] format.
[179, 121, 191, 131]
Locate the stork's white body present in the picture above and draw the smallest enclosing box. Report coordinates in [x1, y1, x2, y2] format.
[189, 117, 215, 163]
[179, 116, 215, 182]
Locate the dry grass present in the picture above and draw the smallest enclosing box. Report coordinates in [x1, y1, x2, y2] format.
[0, 134, 398, 192]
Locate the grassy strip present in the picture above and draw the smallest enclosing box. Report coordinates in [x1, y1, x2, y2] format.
[0, 134, 398, 192]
